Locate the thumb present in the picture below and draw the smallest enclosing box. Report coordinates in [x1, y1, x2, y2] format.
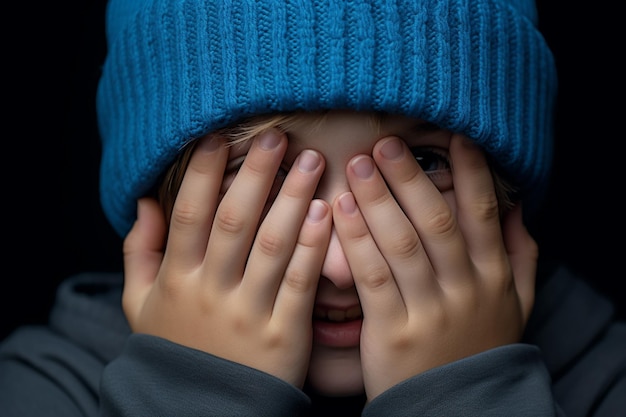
[122, 197, 167, 326]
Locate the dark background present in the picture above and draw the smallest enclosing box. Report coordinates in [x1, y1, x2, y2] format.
[2, 1, 624, 341]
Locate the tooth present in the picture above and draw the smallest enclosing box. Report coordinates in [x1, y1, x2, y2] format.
[327, 309, 347, 322]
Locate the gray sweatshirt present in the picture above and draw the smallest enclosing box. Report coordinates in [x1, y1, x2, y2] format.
[1, 264, 624, 416]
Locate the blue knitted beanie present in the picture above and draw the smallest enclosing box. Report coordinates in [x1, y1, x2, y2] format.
[97, 0, 557, 237]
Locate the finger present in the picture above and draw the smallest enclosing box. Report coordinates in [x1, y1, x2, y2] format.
[205, 129, 287, 287]
[345, 154, 437, 304]
[449, 134, 507, 266]
[502, 204, 538, 322]
[333, 192, 406, 326]
[372, 137, 470, 286]
[242, 150, 325, 313]
[166, 135, 228, 271]
[122, 197, 167, 326]
[273, 199, 332, 327]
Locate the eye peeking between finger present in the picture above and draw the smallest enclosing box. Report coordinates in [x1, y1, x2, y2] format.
[411, 146, 453, 191]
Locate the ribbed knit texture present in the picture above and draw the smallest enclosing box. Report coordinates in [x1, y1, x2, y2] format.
[97, 0, 557, 237]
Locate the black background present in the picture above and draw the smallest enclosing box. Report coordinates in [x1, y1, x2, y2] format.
[2, 1, 624, 341]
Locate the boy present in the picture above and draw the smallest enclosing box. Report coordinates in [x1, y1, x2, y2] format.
[1, 0, 624, 415]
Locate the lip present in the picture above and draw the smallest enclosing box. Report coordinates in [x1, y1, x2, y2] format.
[312, 303, 363, 347]
[312, 318, 362, 347]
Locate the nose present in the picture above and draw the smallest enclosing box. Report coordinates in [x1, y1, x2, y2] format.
[321, 227, 354, 289]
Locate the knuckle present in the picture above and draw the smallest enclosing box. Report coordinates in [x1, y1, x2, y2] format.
[495, 267, 518, 294]
[360, 264, 392, 290]
[187, 155, 215, 176]
[230, 310, 252, 333]
[389, 231, 421, 260]
[296, 229, 324, 250]
[425, 208, 457, 238]
[256, 229, 287, 257]
[470, 193, 500, 222]
[214, 206, 246, 235]
[389, 329, 415, 351]
[156, 275, 184, 299]
[480, 264, 517, 298]
[244, 155, 271, 178]
[280, 180, 303, 200]
[264, 324, 290, 350]
[283, 269, 315, 294]
[171, 200, 203, 227]
[368, 191, 395, 212]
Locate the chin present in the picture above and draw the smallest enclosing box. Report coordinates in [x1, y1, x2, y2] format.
[306, 346, 365, 397]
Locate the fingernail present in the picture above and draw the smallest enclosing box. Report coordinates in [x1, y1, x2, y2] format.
[258, 130, 281, 150]
[307, 200, 328, 223]
[351, 156, 374, 179]
[379, 137, 404, 160]
[338, 192, 357, 214]
[298, 150, 321, 173]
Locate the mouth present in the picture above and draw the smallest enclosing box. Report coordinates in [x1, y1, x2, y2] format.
[312, 305, 363, 347]
[313, 305, 363, 322]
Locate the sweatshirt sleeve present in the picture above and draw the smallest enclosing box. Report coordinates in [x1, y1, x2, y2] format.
[362, 344, 565, 417]
[0, 327, 105, 417]
[99, 333, 311, 417]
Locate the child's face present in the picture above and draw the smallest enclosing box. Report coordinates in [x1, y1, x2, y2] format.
[223, 110, 455, 396]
